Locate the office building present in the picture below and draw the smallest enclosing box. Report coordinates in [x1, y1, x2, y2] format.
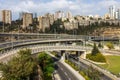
[45, 13, 54, 25]
[109, 5, 116, 19]
[66, 11, 72, 19]
[54, 11, 64, 20]
[118, 9, 120, 20]
[104, 13, 110, 20]
[22, 12, 33, 28]
[115, 11, 118, 19]
[0, 10, 12, 24]
[38, 16, 50, 32]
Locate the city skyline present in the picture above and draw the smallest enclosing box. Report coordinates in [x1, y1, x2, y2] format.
[0, 0, 120, 20]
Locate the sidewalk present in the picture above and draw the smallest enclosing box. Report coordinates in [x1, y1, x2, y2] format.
[59, 60, 85, 80]
[53, 73, 61, 80]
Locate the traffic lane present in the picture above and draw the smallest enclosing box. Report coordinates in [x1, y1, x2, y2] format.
[53, 57, 78, 80]
[57, 61, 79, 80]
[54, 63, 68, 80]
[53, 57, 69, 80]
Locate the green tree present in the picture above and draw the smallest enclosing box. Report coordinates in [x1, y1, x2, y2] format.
[38, 52, 54, 80]
[98, 42, 103, 48]
[91, 43, 100, 55]
[0, 49, 38, 80]
[106, 42, 114, 50]
[87, 43, 106, 62]
[49, 19, 65, 34]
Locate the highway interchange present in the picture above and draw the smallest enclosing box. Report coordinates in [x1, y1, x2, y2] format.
[0, 33, 120, 80]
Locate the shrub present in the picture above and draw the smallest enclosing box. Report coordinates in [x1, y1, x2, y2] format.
[65, 60, 90, 80]
[79, 71, 90, 80]
[86, 53, 106, 62]
[106, 42, 114, 50]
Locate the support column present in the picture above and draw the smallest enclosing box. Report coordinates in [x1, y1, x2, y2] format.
[80, 51, 86, 59]
[76, 51, 81, 57]
[76, 51, 86, 59]
[61, 50, 65, 56]
[60, 50, 65, 61]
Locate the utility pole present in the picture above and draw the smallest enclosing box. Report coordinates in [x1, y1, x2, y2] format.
[119, 35, 120, 50]
[102, 34, 104, 52]
[2, 22, 4, 33]
[73, 29, 75, 39]
[54, 28, 56, 39]
[18, 19, 20, 40]
[11, 32, 13, 49]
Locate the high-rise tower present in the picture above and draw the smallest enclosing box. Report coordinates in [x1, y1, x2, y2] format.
[109, 5, 116, 19]
[0, 10, 12, 24]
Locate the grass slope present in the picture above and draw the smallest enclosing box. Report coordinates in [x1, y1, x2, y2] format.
[99, 55, 120, 76]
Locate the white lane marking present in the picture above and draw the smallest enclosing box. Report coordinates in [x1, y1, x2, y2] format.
[68, 78, 71, 80]
[64, 72, 71, 80]
[57, 63, 71, 79]
[60, 67, 63, 71]
[64, 72, 68, 76]
[58, 64, 71, 80]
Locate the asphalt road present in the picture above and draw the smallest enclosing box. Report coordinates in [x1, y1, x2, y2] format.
[53, 58, 79, 80]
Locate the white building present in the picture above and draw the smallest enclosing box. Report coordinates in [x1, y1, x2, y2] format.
[66, 11, 72, 19]
[118, 9, 120, 20]
[115, 11, 118, 19]
[54, 11, 65, 20]
[104, 13, 110, 20]
[109, 5, 116, 19]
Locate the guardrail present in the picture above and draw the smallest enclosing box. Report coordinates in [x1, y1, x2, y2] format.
[0, 44, 119, 80]
[0, 45, 86, 62]
[0, 38, 84, 50]
[78, 58, 118, 80]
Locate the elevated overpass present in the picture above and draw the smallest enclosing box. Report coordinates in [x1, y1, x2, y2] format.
[0, 42, 119, 80]
[0, 36, 119, 80]
[0, 38, 84, 50]
[0, 37, 120, 58]
[0, 33, 120, 41]
[0, 45, 86, 62]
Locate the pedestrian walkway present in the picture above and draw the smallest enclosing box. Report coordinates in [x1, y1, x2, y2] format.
[54, 73, 61, 80]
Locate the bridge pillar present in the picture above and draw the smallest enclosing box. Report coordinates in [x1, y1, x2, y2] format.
[76, 51, 86, 59]
[65, 52, 69, 60]
[60, 50, 65, 56]
[60, 50, 66, 61]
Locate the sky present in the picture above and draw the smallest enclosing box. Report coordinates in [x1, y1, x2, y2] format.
[0, 0, 120, 20]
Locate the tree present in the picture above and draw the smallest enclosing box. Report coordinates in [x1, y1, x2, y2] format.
[38, 52, 54, 80]
[98, 42, 103, 48]
[106, 42, 114, 50]
[91, 43, 100, 55]
[87, 43, 106, 62]
[0, 49, 38, 80]
[49, 19, 65, 34]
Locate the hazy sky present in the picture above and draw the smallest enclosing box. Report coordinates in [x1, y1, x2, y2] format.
[0, 0, 120, 20]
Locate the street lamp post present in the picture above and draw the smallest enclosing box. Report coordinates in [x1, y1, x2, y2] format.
[119, 35, 120, 50]
[73, 29, 75, 39]
[11, 32, 13, 49]
[18, 25, 20, 40]
[102, 34, 104, 52]
[103, 34, 104, 45]
[2, 22, 4, 33]
[54, 28, 56, 39]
